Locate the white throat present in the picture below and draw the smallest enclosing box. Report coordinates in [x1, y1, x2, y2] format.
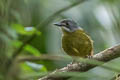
[62, 26, 82, 32]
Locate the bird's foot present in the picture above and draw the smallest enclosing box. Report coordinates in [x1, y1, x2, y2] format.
[71, 60, 76, 64]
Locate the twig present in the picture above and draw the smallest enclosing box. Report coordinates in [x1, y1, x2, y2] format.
[38, 44, 120, 80]
[18, 55, 69, 62]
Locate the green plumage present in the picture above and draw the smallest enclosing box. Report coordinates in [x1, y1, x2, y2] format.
[62, 28, 93, 57]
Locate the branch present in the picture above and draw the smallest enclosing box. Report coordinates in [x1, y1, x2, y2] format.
[18, 55, 69, 62]
[38, 44, 120, 80]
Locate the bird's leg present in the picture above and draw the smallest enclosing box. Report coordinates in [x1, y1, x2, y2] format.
[70, 59, 76, 64]
[67, 59, 75, 66]
[67, 59, 77, 68]
[86, 51, 94, 59]
[71, 56, 79, 64]
[86, 55, 93, 59]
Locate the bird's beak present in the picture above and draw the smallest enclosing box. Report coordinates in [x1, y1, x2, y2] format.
[53, 22, 63, 27]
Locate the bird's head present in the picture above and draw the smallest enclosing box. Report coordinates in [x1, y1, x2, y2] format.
[54, 19, 80, 32]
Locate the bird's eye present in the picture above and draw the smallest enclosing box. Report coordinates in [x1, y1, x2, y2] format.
[66, 22, 69, 26]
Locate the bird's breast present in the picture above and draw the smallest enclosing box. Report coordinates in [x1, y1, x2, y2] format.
[62, 29, 93, 57]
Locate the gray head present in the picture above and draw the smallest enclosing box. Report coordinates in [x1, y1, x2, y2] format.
[54, 19, 80, 32]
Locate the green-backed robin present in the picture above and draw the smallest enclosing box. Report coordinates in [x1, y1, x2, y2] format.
[54, 19, 93, 59]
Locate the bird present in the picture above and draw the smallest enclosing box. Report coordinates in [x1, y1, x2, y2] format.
[54, 19, 93, 60]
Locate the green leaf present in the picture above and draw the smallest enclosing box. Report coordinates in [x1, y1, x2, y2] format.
[20, 62, 47, 76]
[11, 24, 41, 36]
[20, 63, 35, 74]
[12, 40, 23, 48]
[12, 40, 41, 56]
[11, 24, 27, 35]
[24, 44, 41, 56]
[25, 62, 47, 72]
[25, 27, 42, 36]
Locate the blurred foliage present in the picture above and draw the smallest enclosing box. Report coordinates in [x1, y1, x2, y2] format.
[0, 0, 120, 80]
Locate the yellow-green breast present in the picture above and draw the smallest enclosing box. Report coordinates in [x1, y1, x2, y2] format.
[62, 29, 93, 57]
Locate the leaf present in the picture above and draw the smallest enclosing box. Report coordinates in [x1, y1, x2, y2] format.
[24, 44, 41, 56]
[25, 62, 47, 72]
[12, 40, 23, 48]
[24, 27, 42, 36]
[20, 63, 35, 75]
[11, 24, 41, 36]
[12, 40, 41, 56]
[11, 24, 27, 35]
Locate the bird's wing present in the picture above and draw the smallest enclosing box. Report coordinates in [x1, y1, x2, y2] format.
[71, 33, 93, 57]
